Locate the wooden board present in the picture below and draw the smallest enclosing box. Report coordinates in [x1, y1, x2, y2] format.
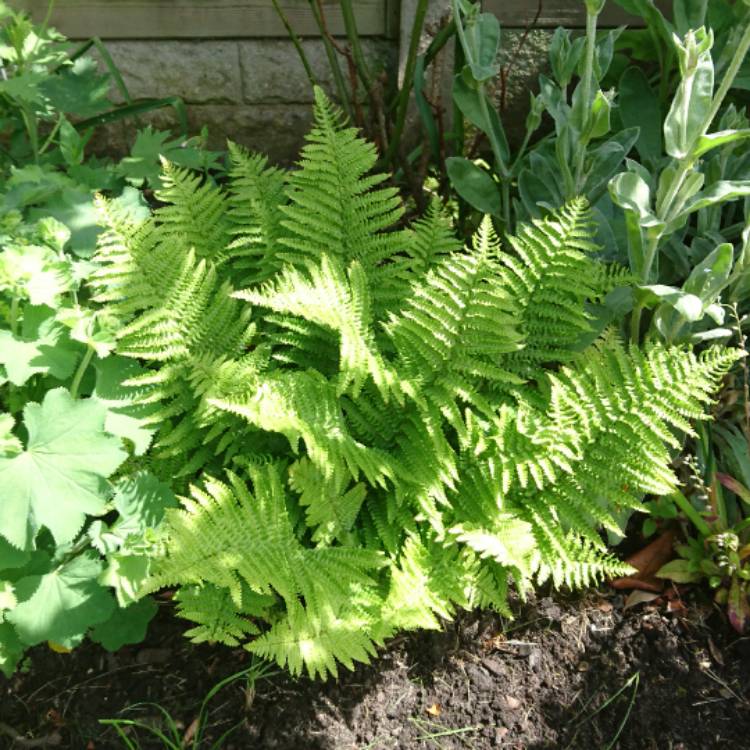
[12, 0, 388, 39]
[484, 0, 672, 28]
[11, 0, 673, 40]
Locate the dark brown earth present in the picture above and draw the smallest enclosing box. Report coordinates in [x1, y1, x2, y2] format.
[2, 587, 749, 750]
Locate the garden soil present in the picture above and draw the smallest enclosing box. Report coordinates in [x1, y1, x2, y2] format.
[2, 589, 749, 749]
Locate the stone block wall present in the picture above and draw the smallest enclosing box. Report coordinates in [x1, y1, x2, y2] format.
[95, 37, 396, 163]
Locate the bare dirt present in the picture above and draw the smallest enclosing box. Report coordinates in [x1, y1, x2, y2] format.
[2, 588, 749, 749]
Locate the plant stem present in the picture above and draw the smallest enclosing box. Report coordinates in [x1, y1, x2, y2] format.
[382, 0, 428, 169]
[70, 346, 94, 400]
[39, 112, 64, 155]
[340, 0, 372, 93]
[307, 0, 352, 120]
[671, 490, 712, 537]
[704, 22, 750, 135]
[271, 0, 316, 88]
[9, 296, 19, 336]
[573, 7, 599, 190]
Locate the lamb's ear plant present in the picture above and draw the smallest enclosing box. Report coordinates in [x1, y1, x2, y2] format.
[608, 12, 750, 344]
[89, 86, 739, 680]
[447, 0, 634, 233]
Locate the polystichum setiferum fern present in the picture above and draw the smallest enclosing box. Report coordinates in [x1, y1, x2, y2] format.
[93, 87, 740, 679]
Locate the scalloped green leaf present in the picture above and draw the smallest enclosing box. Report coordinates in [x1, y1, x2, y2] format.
[7, 552, 115, 646]
[0, 388, 127, 550]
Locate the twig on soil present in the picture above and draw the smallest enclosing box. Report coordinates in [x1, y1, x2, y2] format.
[0, 722, 61, 748]
[703, 668, 746, 704]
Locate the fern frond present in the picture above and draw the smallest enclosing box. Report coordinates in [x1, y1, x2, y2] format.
[387, 216, 525, 415]
[499, 197, 605, 371]
[248, 598, 381, 680]
[174, 584, 265, 646]
[279, 87, 404, 277]
[226, 142, 287, 285]
[236, 254, 401, 400]
[154, 159, 232, 263]
[144, 467, 384, 618]
[209, 370, 396, 488]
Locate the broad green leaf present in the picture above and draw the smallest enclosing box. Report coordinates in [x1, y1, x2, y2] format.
[99, 553, 151, 607]
[656, 558, 701, 583]
[677, 180, 750, 220]
[619, 67, 662, 164]
[0, 535, 30, 572]
[0, 243, 73, 306]
[609, 171, 665, 278]
[0, 622, 24, 677]
[582, 127, 640, 196]
[463, 12, 501, 81]
[612, 0, 673, 44]
[89, 597, 158, 651]
[0, 71, 45, 104]
[446, 157, 501, 215]
[29, 188, 102, 258]
[452, 76, 509, 163]
[7, 552, 115, 646]
[694, 129, 750, 157]
[0, 414, 21, 457]
[637, 284, 703, 321]
[90, 473, 176, 556]
[682, 242, 733, 304]
[93, 356, 160, 456]
[0, 307, 80, 386]
[39, 56, 111, 118]
[0, 388, 127, 549]
[0, 581, 16, 611]
[113, 473, 177, 532]
[673, 0, 708, 37]
[664, 28, 714, 159]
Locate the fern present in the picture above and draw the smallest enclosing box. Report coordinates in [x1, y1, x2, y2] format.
[92, 88, 739, 680]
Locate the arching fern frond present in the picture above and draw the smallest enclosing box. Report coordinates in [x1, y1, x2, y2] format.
[279, 86, 404, 277]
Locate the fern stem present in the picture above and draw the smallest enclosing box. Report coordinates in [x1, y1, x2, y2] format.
[70, 346, 94, 400]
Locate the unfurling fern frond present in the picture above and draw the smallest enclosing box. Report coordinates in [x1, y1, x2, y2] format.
[94, 89, 739, 681]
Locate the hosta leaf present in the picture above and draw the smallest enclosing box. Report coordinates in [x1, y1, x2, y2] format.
[7, 552, 115, 646]
[0, 388, 127, 550]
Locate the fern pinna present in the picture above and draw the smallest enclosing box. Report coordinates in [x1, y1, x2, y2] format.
[92, 88, 739, 679]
